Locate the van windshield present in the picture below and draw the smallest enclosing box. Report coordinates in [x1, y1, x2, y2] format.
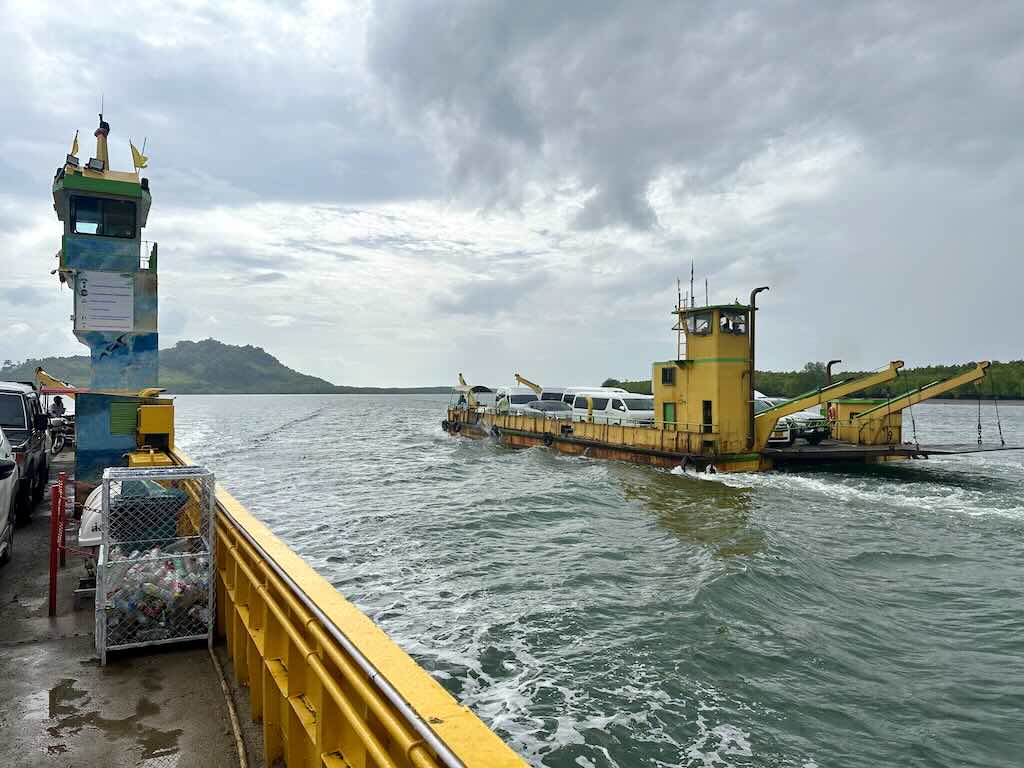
[510, 394, 534, 405]
[623, 399, 653, 411]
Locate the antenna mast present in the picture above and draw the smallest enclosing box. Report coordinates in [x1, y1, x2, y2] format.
[676, 278, 682, 361]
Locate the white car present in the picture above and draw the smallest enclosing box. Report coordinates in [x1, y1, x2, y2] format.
[0, 429, 18, 566]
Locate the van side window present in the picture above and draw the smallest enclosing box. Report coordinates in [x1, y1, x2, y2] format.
[612, 399, 625, 411]
[591, 397, 609, 410]
[573, 396, 586, 409]
[563, 394, 574, 404]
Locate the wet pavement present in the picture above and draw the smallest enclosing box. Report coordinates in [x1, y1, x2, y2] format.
[0, 452, 241, 767]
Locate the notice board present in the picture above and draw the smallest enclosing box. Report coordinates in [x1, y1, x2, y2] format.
[75, 271, 134, 332]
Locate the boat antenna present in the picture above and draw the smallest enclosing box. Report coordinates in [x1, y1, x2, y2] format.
[676, 278, 682, 360]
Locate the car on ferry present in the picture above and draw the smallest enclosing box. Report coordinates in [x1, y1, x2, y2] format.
[495, 385, 539, 414]
[521, 400, 574, 419]
[0, 429, 17, 565]
[571, 391, 656, 425]
[765, 397, 831, 445]
[558, 385, 629, 405]
[754, 397, 794, 446]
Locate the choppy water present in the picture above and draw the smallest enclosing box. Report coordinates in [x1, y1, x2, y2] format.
[174, 395, 1024, 767]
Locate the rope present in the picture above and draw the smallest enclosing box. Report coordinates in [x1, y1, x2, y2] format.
[991, 369, 1006, 447]
[885, 386, 894, 445]
[977, 387, 983, 446]
[907, 401, 919, 451]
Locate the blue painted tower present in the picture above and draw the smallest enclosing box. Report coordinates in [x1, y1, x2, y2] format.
[52, 115, 157, 390]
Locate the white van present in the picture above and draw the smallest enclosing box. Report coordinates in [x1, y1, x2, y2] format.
[495, 385, 539, 414]
[539, 386, 568, 402]
[571, 391, 655, 425]
[559, 385, 628, 405]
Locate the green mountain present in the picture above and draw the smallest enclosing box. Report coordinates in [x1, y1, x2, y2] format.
[604, 359, 1024, 400]
[0, 339, 452, 395]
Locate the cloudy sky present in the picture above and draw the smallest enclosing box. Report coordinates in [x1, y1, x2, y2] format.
[1, 1, 1022, 386]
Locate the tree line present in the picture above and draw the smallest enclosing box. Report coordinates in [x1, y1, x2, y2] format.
[604, 360, 1024, 400]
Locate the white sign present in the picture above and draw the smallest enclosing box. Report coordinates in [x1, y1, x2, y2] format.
[75, 271, 134, 332]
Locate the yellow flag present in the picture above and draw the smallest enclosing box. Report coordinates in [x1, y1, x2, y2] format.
[130, 140, 148, 169]
[70, 130, 79, 156]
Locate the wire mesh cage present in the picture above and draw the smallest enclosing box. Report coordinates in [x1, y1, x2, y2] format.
[96, 466, 215, 664]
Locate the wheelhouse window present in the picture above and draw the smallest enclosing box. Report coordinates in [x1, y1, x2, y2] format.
[71, 195, 136, 238]
[720, 310, 748, 335]
[686, 312, 712, 335]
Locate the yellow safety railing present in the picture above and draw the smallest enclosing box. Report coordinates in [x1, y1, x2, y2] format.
[170, 449, 526, 768]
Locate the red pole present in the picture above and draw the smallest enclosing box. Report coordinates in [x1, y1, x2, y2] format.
[48, 479, 60, 617]
[58, 473, 67, 568]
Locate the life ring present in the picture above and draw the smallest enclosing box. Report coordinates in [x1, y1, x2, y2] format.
[441, 419, 449, 431]
[542, 433, 554, 447]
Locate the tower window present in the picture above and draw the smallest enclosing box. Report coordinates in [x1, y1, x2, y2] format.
[71, 196, 136, 238]
[661, 367, 676, 386]
[686, 312, 712, 336]
[720, 310, 748, 335]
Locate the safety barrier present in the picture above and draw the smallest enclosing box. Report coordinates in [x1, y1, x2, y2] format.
[169, 450, 526, 768]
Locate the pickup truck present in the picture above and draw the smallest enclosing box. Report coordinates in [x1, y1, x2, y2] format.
[0, 381, 50, 519]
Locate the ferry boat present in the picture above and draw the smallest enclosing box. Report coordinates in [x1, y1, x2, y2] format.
[445, 291, 1018, 473]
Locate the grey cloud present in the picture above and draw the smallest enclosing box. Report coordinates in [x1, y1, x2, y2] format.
[368, 1, 1024, 229]
[246, 271, 288, 284]
[433, 270, 550, 316]
[0, 285, 55, 306]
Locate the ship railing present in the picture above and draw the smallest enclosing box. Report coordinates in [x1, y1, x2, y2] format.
[170, 447, 527, 768]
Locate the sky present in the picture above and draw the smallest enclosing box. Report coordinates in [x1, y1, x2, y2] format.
[1, 1, 1022, 387]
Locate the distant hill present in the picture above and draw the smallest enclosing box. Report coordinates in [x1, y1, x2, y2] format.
[0, 339, 453, 395]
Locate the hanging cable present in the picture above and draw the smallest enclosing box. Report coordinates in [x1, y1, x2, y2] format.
[907, 401, 919, 451]
[991, 369, 1005, 447]
[885, 386, 894, 446]
[977, 386, 983, 446]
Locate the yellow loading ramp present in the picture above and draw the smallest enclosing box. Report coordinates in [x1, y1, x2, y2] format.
[168, 446, 526, 768]
[836, 361, 990, 445]
[754, 361, 904, 450]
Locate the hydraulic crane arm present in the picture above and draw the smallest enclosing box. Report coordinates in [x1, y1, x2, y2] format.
[754, 360, 904, 449]
[852, 362, 990, 420]
[35, 367, 75, 398]
[457, 373, 479, 408]
[514, 373, 543, 398]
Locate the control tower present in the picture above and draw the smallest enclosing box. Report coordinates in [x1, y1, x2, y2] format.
[52, 115, 157, 390]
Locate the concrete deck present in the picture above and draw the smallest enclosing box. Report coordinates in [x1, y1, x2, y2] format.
[0, 452, 246, 767]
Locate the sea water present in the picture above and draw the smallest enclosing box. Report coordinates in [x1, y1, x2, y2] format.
[174, 395, 1024, 767]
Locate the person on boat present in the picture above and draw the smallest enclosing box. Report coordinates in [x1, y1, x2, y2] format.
[49, 395, 66, 417]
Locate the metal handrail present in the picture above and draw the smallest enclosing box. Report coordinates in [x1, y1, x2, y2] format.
[216, 497, 466, 768]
